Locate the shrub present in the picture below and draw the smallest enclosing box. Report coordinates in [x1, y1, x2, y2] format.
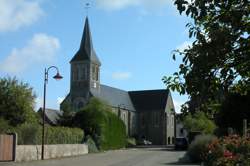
[183, 112, 216, 134]
[14, 123, 41, 145]
[0, 118, 12, 134]
[85, 135, 99, 153]
[13, 124, 84, 145]
[187, 134, 217, 163]
[201, 135, 250, 165]
[73, 98, 126, 150]
[0, 77, 37, 126]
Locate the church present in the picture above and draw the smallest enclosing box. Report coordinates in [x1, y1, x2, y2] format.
[61, 17, 176, 145]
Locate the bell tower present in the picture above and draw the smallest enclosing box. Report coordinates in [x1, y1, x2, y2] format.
[69, 17, 101, 109]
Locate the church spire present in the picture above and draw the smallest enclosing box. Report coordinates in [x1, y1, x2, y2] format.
[70, 17, 101, 65]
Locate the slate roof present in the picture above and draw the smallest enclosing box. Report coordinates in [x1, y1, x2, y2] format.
[128, 89, 169, 111]
[38, 108, 62, 125]
[70, 17, 101, 65]
[90, 84, 136, 111]
[90, 85, 170, 112]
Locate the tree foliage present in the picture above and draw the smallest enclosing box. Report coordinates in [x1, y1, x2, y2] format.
[0, 77, 37, 126]
[73, 98, 127, 150]
[163, 0, 250, 113]
[215, 92, 250, 134]
[183, 112, 216, 134]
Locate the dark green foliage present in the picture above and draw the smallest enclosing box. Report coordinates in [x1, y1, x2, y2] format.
[187, 134, 217, 163]
[59, 102, 74, 127]
[13, 124, 84, 145]
[0, 118, 13, 134]
[0, 77, 37, 126]
[85, 135, 99, 153]
[183, 112, 216, 134]
[163, 0, 250, 114]
[216, 92, 250, 134]
[73, 98, 126, 150]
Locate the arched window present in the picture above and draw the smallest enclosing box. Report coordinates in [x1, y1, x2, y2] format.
[78, 101, 84, 109]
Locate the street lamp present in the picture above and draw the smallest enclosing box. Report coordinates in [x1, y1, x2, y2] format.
[41, 66, 63, 160]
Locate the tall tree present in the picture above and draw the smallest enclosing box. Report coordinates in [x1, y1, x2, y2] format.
[0, 77, 37, 126]
[163, 0, 250, 113]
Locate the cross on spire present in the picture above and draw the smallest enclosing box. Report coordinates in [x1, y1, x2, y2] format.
[85, 2, 91, 16]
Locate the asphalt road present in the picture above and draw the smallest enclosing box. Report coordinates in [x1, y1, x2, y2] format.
[0, 147, 198, 166]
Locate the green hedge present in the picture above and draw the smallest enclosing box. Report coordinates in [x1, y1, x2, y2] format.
[73, 98, 126, 150]
[13, 123, 84, 145]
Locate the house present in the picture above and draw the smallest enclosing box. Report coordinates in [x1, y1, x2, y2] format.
[37, 108, 62, 126]
[61, 17, 176, 145]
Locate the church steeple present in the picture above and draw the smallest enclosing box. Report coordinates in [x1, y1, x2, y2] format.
[70, 17, 101, 65]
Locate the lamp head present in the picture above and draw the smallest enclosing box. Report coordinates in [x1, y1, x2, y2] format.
[53, 72, 63, 80]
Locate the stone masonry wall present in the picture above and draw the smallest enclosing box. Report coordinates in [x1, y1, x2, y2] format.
[15, 144, 88, 162]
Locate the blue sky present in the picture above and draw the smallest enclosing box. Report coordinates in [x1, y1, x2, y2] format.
[0, 0, 192, 113]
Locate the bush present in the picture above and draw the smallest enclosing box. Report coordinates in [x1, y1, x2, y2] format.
[0, 77, 37, 126]
[0, 118, 12, 134]
[187, 134, 217, 163]
[13, 123, 84, 145]
[85, 135, 99, 153]
[73, 98, 126, 150]
[183, 112, 216, 134]
[202, 135, 250, 166]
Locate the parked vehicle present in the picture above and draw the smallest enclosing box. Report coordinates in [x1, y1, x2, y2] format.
[174, 137, 188, 150]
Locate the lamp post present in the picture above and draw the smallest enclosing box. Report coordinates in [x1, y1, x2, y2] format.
[41, 66, 63, 160]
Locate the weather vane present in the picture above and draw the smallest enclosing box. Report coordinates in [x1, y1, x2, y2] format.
[85, 2, 91, 16]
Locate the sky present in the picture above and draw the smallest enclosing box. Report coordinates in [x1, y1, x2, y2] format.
[0, 0, 193, 113]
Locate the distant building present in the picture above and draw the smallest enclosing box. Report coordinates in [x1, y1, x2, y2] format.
[38, 108, 62, 126]
[61, 17, 175, 145]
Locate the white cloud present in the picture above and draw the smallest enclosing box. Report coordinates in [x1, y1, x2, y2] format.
[0, 0, 44, 32]
[0, 33, 60, 74]
[96, 0, 171, 11]
[176, 41, 192, 52]
[112, 71, 132, 80]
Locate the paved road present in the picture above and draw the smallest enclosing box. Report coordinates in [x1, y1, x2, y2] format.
[0, 147, 198, 166]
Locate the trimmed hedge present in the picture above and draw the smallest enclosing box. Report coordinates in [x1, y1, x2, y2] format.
[13, 123, 84, 145]
[73, 98, 126, 150]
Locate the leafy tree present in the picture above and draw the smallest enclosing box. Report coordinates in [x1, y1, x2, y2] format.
[183, 112, 216, 134]
[163, 0, 250, 113]
[0, 77, 37, 126]
[59, 101, 74, 126]
[216, 92, 250, 134]
[73, 97, 126, 150]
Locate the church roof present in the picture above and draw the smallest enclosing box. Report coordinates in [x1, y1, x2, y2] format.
[90, 85, 170, 112]
[129, 89, 170, 111]
[70, 17, 101, 65]
[90, 84, 136, 111]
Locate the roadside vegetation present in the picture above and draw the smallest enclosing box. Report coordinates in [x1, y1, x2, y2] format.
[0, 77, 126, 152]
[165, 0, 250, 165]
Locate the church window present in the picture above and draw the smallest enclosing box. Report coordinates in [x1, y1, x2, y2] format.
[92, 66, 95, 80]
[95, 67, 99, 81]
[141, 114, 145, 127]
[80, 66, 87, 80]
[78, 101, 84, 109]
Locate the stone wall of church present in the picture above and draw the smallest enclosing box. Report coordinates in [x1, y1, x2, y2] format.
[111, 107, 137, 137]
[165, 94, 176, 145]
[138, 110, 165, 145]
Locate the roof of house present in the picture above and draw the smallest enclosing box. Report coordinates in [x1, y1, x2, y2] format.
[91, 84, 136, 111]
[38, 108, 62, 125]
[129, 89, 170, 111]
[70, 17, 101, 65]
